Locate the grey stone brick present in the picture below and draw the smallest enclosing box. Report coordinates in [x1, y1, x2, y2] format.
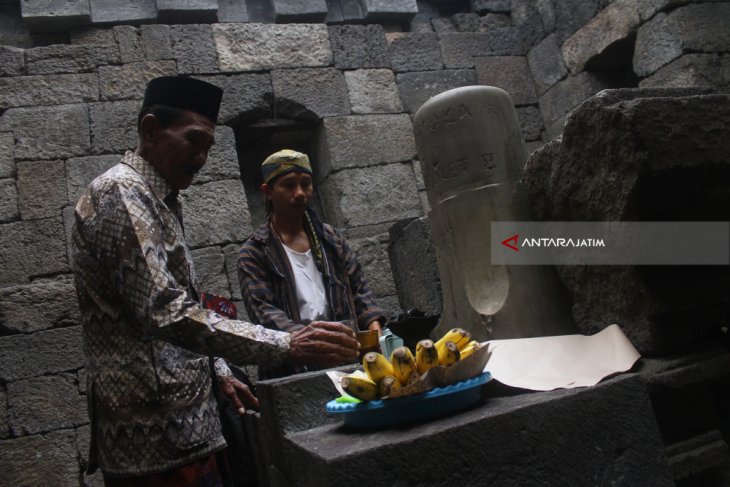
[156, 0, 218, 23]
[0, 326, 83, 381]
[113, 25, 144, 63]
[196, 125, 240, 183]
[272, 67, 350, 120]
[25, 44, 120, 75]
[0, 387, 8, 438]
[98, 60, 176, 101]
[345, 69, 402, 114]
[181, 179, 252, 248]
[471, 0, 510, 14]
[88, 100, 139, 154]
[0, 132, 15, 178]
[0, 104, 90, 161]
[349, 232, 396, 297]
[89, 0, 158, 24]
[0, 275, 80, 334]
[76, 424, 91, 470]
[8, 374, 87, 435]
[639, 53, 730, 90]
[562, 0, 640, 74]
[141, 24, 174, 60]
[171, 24, 218, 74]
[0, 179, 19, 223]
[360, 0, 418, 22]
[214, 24, 332, 72]
[194, 73, 273, 125]
[217, 0, 249, 22]
[450, 13, 481, 32]
[340, 0, 365, 22]
[0, 46, 25, 77]
[0, 73, 99, 110]
[66, 154, 120, 205]
[538, 72, 612, 126]
[474, 56, 537, 106]
[634, 3, 730, 78]
[319, 163, 421, 228]
[317, 114, 416, 178]
[328, 24, 390, 70]
[0, 217, 69, 287]
[223, 243, 244, 301]
[70, 27, 116, 45]
[636, 0, 723, 22]
[536, 0, 556, 34]
[396, 69, 478, 114]
[20, 0, 91, 32]
[0, 430, 79, 487]
[439, 31, 526, 68]
[271, 0, 328, 22]
[62, 205, 75, 269]
[325, 0, 344, 23]
[191, 246, 232, 298]
[17, 159, 66, 220]
[374, 294, 400, 318]
[527, 33, 568, 96]
[516, 105, 543, 141]
[385, 32, 442, 72]
[553, 0, 608, 45]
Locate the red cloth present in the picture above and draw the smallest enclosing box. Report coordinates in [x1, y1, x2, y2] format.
[103, 452, 230, 487]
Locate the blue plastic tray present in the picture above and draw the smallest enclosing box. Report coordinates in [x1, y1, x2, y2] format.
[326, 372, 492, 429]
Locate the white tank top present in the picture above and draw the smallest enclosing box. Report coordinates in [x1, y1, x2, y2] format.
[282, 244, 330, 323]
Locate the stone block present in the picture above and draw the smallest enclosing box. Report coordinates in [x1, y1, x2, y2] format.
[538, 72, 612, 126]
[396, 69, 477, 114]
[89, 0, 158, 24]
[319, 163, 421, 228]
[552, 0, 608, 44]
[17, 159, 67, 220]
[0, 217, 69, 287]
[76, 424, 91, 469]
[66, 154, 120, 205]
[70, 27, 115, 45]
[374, 294, 400, 318]
[535, 0, 556, 34]
[387, 216, 441, 316]
[217, 0, 249, 22]
[195, 73, 273, 125]
[20, 0, 91, 32]
[471, 0, 510, 14]
[98, 60, 176, 101]
[140, 24, 174, 60]
[0, 430, 80, 487]
[516, 105, 543, 141]
[112, 25, 143, 63]
[527, 33, 568, 96]
[385, 32, 442, 72]
[637, 0, 724, 22]
[0, 275, 80, 334]
[223, 243, 244, 301]
[450, 13, 481, 32]
[0, 46, 25, 77]
[0, 104, 90, 161]
[272, 68, 350, 120]
[214, 23, 332, 72]
[0, 179, 18, 223]
[328, 24, 390, 70]
[324, 0, 343, 23]
[156, 0, 218, 23]
[181, 179, 252, 248]
[360, 0, 418, 22]
[317, 114, 416, 179]
[634, 3, 730, 78]
[0, 73, 99, 110]
[8, 374, 87, 435]
[345, 69, 402, 114]
[512, 0, 546, 50]
[88, 100, 139, 155]
[284, 375, 673, 486]
[340, 0, 365, 22]
[271, 0, 328, 23]
[0, 132, 14, 178]
[170, 24, 218, 74]
[639, 53, 730, 90]
[474, 56, 537, 106]
[191, 246, 232, 298]
[0, 387, 8, 438]
[196, 125, 240, 183]
[0, 326, 83, 381]
[562, 0, 640, 75]
[439, 31, 526, 69]
[25, 44, 119, 75]
[348, 232, 396, 297]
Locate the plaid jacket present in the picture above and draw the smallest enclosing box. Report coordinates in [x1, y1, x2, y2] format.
[238, 209, 385, 378]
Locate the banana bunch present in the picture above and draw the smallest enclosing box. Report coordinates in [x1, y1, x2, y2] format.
[340, 327, 483, 402]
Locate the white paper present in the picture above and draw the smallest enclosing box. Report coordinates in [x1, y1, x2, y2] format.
[484, 324, 641, 391]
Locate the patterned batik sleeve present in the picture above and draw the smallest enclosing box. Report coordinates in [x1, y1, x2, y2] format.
[95, 182, 290, 366]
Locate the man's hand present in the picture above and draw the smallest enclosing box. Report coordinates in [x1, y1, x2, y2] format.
[218, 375, 259, 415]
[289, 321, 359, 367]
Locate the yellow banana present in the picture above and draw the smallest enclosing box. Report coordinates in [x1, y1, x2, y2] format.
[390, 346, 417, 385]
[460, 340, 481, 359]
[437, 340, 460, 366]
[415, 339, 439, 374]
[341, 373, 379, 401]
[378, 375, 402, 397]
[435, 328, 472, 351]
[362, 351, 395, 384]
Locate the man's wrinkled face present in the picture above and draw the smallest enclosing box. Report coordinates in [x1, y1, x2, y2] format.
[145, 110, 215, 190]
[263, 171, 313, 215]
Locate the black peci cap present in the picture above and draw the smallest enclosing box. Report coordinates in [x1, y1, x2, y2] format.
[143, 76, 223, 123]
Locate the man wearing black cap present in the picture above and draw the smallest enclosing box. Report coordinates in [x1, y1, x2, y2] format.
[71, 77, 359, 486]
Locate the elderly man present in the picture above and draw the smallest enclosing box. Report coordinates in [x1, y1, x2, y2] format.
[238, 149, 386, 379]
[71, 77, 359, 486]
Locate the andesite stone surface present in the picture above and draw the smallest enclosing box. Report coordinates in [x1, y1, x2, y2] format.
[272, 67, 350, 120]
[329, 24, 390, 70]
[527, 33, 568, 96]
[89, 0, 158, 24]
[140, 24, 174, 60]
[17, 159, 66, 220]
[0, 179, 18, 223]
[348, 232, 397, 297]
[271, 0, 328, 23]
[196, 73, 273, 125]
[640, 53, 730, 90]
[65, 154, 121, 206]
[113, 25, 144, 63]
[538, 71, 612, 126]
[0, 217, 69, 287]
[0, 326, 84, 381]
[181, 179, 252, 248]
[0, 132, 15, 178]
[385, 32, 443, 72]
[396, 69, 478, 114]
[1, 429, 80, 487]
[191, 246, 232, 299]
[0, 73, 99, 110]
[0, 46, 25, 76]
[88, 100, 138, 154]
[474, 55, 537, 106]
[344, 69, 402, 114]
[0, 275, 80, 334]
[171, 23, 218, 74]
[20, 0, 91, 32]
[25, 44, 120, 75]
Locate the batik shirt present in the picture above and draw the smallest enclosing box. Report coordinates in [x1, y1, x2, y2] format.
[72, 151, 290, 477]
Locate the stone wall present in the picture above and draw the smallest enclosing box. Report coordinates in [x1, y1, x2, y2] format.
[1, 0, 729, 485]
